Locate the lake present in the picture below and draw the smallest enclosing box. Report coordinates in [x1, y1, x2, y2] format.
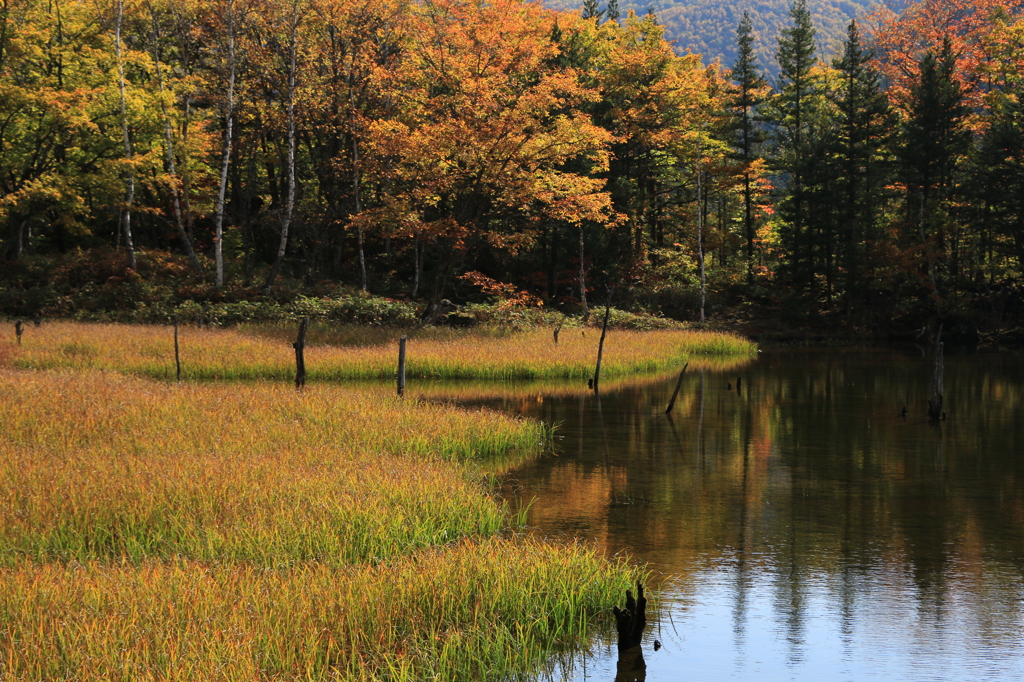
[490, 347, 1024, 681]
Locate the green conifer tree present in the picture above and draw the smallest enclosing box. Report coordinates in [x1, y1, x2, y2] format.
[831, 20, 892, 313]
[902, 36, 971, 287]
[730, 11, 767, 284]
[771, 0, 818, 286]
[606, 0, 620, 24]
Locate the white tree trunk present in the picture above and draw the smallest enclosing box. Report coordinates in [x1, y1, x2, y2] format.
[115, 0, 136, 270]
[213, 0, 236, 287]
[265, 0, 300, 291]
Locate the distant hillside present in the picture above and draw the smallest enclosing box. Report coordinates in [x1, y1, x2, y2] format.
[543, 0, 905, 78]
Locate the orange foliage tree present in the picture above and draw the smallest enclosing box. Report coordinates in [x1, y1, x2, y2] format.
[357, 0, 617, 313]
[867, 0, 1022, 115]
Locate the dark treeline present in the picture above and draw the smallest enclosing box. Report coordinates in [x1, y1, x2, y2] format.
[2, 0, 1023, 336]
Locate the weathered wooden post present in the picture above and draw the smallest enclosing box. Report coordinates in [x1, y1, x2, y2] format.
[665, 362, 689, 415]
[14, 320, 23, 345]
[397, 336, 407, 397]
[293, 317, 308, 389]
[173, 318, 182, 382]
[592, 289, 614, 392]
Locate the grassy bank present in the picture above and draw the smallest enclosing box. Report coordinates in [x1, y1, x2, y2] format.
[0, 371, 546, 566]
[10, 321, 757, 382]
[0, 538, 635, 681]
[0, 367, 643, 679]
[3, 320, 755, 679]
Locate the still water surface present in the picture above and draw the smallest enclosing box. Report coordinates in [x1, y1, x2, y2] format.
[488, 348, 1024, 681]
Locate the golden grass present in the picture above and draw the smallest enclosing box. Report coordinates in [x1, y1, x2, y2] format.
[394, 358, 756, 402]
[8, 321, 756, 383]
[0, 370, 545, 566]
[0, 319, 716, 679]
[0, 366, 645, 679]
[0, 537, 638, 681]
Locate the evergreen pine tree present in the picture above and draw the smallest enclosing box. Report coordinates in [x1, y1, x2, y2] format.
[581, 0, 601, 21]
[977, 80, 1024, 272]
[606, 0, 620, 24]
[902, 36, 971, 284]
[772, 0, 818, 286]
[730, 11, 768, 284]
[831, 20, 893, 313]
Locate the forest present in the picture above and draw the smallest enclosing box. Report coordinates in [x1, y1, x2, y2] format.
[2, 0, 1024, 341]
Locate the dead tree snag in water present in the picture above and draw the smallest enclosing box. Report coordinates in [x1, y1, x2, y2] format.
[665, 363, 689, 415]
[928, 329, 945, 421]
[592, 289, 614, 392]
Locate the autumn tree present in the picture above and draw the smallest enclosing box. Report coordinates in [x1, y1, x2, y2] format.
[358, 0, 616, 316]
[208, 0, 241, 286]
[0, 0, 163, 261]
[262, 0, 304, 291]
[868, 0, 1012, 113]
[145, 0, 203, 276]
[113, 0, 138, 270]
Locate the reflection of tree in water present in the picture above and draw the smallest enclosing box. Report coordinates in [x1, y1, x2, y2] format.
[497, 349, 1024, 664]
[613, 647, 646, 682]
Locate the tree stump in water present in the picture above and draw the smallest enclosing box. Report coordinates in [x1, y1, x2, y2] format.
[613, 582, 648, 681]
[613, 582, 647, 651]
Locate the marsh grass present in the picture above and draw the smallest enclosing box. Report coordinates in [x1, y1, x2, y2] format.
[10, 321, 756, 383]
[393, 356, 756, 402]
[0, 319, 704, 679]
[0, 537, 643, 681]
[0, 370, 547, 566]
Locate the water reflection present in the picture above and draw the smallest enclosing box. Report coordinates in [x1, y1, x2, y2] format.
[490, 348, 1024, 681]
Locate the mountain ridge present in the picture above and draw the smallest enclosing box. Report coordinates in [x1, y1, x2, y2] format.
[542, 0, 906, 76]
